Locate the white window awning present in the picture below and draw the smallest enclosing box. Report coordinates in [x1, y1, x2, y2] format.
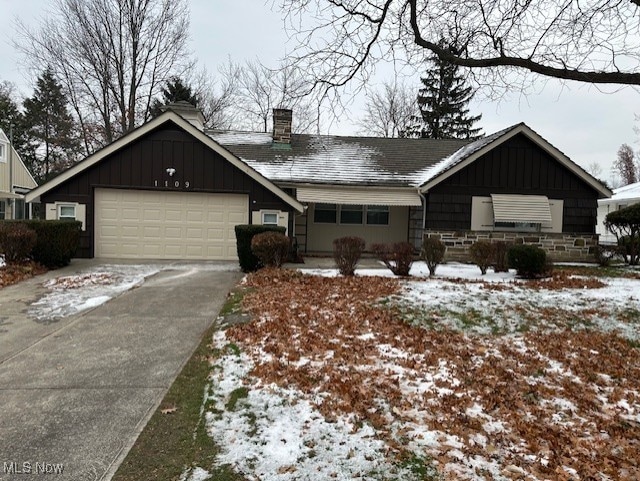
[297, 186, 422, 206]
[490, 194, 552, 224]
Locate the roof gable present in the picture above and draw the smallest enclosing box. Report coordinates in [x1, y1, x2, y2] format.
[418, 123, 612, 198]
[25, 113, 303, 213]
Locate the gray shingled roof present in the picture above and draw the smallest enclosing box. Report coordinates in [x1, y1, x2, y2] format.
[208, 130, 475, 187]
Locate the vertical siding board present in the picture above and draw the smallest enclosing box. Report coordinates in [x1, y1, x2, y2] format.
[524, 148, 532, 189]
[426, 133, 599, 233]
[184, 141, 194, 186]
[483, 154, 492, 187]
[131, 142, 141, 187]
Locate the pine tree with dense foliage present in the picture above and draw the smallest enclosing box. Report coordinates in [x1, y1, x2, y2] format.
[0, 81, 36, 168]
[23, 68, 81, 182]
[150, 77, 200, 118]
[412, 42, 482, 140]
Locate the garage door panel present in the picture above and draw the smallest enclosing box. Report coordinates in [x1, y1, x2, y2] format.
[164, 226, 183, 239]
[228, 212, 246, 223]
[143, 209, 161, 221]
[94, 189, 249, 260]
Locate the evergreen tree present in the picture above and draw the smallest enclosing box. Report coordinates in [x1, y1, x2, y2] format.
[412, 41, 483, 140]
[150, 77, 200, 118]
[0, 81, 37, 174]
[23, 68, 82, 182]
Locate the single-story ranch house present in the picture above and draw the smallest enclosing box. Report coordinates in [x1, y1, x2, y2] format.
[25, 103, 612, 262]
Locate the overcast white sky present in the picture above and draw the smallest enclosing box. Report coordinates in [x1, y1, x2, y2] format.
[1, 0, 638, 184]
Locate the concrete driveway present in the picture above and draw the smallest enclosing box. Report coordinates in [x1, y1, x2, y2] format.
[0, 260, 241, 480]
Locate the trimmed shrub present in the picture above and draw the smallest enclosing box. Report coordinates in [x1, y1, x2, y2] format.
[507, 244, 548, 279]
[235, 224, 286, 272]
[0, 220, 81, 268]
[0, 222, 37, 264]
[420, 237, 446, 277]
[469, 240, 493, 275]
[371, 242, 415, 276]
[333, 236, 365, 276]
[251, 231, 290, 268]
[492, 241, 510, 273]
[28, 220, 82, 268]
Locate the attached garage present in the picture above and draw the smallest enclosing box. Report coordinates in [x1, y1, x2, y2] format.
[26, 111, 303, 259]
[94, 189, 248, 260]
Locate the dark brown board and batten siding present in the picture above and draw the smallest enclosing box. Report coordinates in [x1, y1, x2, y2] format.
[41, 123, 292, 257]
[425, 133, 600, 233]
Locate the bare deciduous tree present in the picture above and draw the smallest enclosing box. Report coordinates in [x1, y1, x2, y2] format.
[279, 0, 640, 96]
[233, 59, 318, 134]
[190, 64, 240, 130]
[16, 0, 191, 153]
[613, 143, 638, 186]
[358, 81, 417, 137]
[586, 161, 603, 179]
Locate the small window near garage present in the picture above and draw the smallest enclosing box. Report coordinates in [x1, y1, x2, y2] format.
[0, 200, 5, 219]
[314, 203, 337, 223]
[262, 212, 278, 226]
[366, 205, 389, 225]
[340, 204, 363, 224]
[58, 205, 76, 220]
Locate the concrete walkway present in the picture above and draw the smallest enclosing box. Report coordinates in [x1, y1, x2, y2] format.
[0, 260, 241, 480]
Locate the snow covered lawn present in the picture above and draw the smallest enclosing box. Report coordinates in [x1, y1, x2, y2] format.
[200, 264, 640, 481]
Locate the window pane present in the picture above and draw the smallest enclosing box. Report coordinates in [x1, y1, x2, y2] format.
[0, 200, 5, 220]
[494, 221, 539, 232]
[60, 206, 76, 218]
[14, 200, 25, 220]
[0, 144, 5, 162]
[366, 205, 389, 225]
[263, 213, 278, 225]
[314, 203, 337, 223]
[340, 205, 363, 224]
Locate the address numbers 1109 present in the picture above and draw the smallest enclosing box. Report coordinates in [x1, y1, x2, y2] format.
[154, 180, 191, 188]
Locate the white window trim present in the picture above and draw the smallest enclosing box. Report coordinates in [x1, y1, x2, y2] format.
[261, 211, 279, 226]
[46, 202, 87, 230]
[0, 142, 6, 163]
[58, 204, 77, 220]
[471, 196, 563, 233]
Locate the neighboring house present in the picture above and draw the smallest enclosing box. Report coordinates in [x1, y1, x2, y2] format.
[26, 104, 611, 262]
[0, 128, 38, 220]
[597, 181, 640, 244]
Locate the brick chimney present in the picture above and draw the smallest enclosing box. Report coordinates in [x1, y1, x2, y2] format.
[272, 108, 292, 145]
[162, 101, 205, 131]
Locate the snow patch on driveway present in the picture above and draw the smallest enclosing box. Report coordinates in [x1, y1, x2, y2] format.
[28, 262, 239, 322]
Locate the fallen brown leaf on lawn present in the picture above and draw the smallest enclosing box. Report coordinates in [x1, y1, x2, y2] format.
[223, 268, 640, 480]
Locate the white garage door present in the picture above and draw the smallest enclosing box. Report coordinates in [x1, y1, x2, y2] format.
[94, 188, 248, 260]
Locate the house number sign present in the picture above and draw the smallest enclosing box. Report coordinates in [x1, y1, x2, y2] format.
[153, 180, 191, 188]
